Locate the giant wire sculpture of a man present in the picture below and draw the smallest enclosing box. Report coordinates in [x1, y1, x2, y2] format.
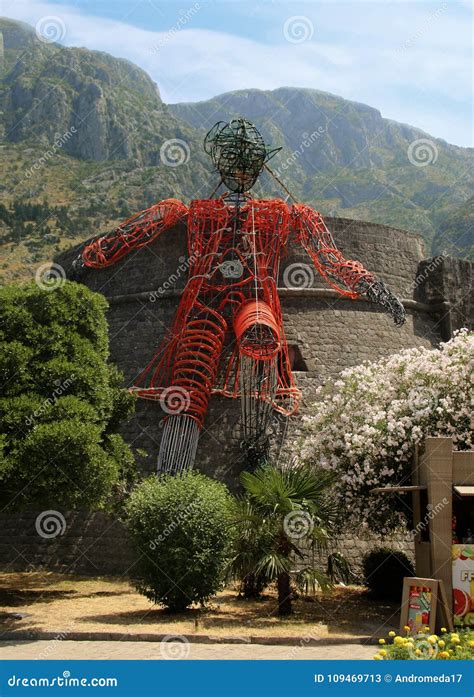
[78, 119, 406, 473]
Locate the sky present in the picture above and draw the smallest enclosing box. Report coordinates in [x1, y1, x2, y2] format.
[2, 0, 473, 147]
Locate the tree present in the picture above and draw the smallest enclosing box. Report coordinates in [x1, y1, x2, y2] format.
[124, 472, 233, 612]
[230, 464, 338, 616]
[299, 330, 473, 533]
[0, 281, 136, 510]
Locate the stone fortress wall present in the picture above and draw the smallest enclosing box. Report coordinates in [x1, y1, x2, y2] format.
[1, 215, 472, 575]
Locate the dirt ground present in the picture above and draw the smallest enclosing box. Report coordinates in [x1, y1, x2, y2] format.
[0, 572, 399, 640]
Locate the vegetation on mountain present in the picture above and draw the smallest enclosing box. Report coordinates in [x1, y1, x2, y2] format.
[0, 18, 472, 284]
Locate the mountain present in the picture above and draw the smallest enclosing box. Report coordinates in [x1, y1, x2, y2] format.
[0, 17, 204, 164]
[170, 88, 473, 253]
[0, 18, 472, 284]
[432, 196, 474, 261]
[0, 18, 209, 283]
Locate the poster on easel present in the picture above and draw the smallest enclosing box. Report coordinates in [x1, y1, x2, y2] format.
[400, 577, 453, 634]
[406, 584, 433, 633]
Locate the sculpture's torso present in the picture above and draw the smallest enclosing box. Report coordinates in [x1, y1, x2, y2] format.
[186, 198, 291, 318]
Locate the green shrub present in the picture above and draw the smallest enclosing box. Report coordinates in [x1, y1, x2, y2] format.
[125, 472, 233, 612]
[363, 547, 414, 601]
[0, 282, 136, 510]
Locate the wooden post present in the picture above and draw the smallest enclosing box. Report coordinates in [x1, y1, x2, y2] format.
[421, 437, 453, 608]
[412, 443, 431, 577]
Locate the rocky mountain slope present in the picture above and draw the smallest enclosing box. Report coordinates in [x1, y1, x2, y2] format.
[0, 17, 205, 164]
[170, 88, 473, 257]
[0, 17, 472, 284]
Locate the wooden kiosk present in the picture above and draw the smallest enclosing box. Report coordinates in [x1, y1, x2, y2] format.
[373, 435, 474, 627]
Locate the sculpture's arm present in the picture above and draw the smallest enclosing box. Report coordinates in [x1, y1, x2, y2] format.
[291, 203, 406, 326]
[77, 199, 188, 270]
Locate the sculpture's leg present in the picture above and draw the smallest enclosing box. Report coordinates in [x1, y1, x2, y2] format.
[239, 353, 279, 467]
[234, 301, 281, 469]
[158, 414, 201, 475]
[157, 306, 227, 475]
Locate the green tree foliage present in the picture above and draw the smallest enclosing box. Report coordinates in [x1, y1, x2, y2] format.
[0, 198, 94, 244]
[124, 472, 233, 612]
[0, 281, 136, 510]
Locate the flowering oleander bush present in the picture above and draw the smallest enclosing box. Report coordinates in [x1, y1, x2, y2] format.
[374, 626, 474, 660]
[299, 330, 473, 532]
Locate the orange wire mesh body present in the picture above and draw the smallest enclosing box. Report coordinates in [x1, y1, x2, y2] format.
[165, 308, 227, 428]
[83, 197, 374, 431]
[234, 300, 281, 360]
[83, 199, 188, 268]
[291, 204, 374, 297]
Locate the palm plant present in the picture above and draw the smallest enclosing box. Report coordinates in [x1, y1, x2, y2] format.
[228, 463, 340, 616]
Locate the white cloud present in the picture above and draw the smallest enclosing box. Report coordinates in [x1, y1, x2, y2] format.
[2, 0, 472, 145]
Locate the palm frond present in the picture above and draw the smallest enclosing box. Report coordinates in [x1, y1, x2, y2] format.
[254, 551, 291, 581]
[296, 567, 332, 595]
[326, 552, 359, 585]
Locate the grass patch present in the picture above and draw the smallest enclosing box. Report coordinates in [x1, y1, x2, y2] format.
[0, 572, 399, 639]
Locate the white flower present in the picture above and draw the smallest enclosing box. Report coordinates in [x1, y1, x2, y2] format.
[298, 331, 473, 531]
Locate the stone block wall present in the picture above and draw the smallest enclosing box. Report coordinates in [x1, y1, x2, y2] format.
[0, 215, 471, 576]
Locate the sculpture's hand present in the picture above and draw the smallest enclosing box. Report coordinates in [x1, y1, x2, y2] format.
[359, 279, 406, 327]
[68, 251, 86, 280]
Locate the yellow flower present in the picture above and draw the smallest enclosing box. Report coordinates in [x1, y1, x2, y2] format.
[388, 631, 396, 637]
[439, 651, 449, 659]
[438, 640, 445, 649]
[379, 638, 386, 645]
[379, 649, 387, 657]
[373, 654, 382, 660]
[403, 625, 411, 633]
[415, 649, 422, 656]
[394, 636, 404, 645]
[423, 625, 430, 632]
[451, 636, 460, 644]
[427, 635, 438, 644]
[440, 627, 447, 633]
[468, 640, 474, 648]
